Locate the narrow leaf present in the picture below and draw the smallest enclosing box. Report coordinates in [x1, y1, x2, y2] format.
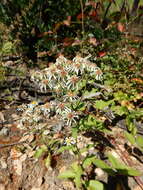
[136, 135, 143, 148]
[58, 170, 75, 179]
[93, 158, 115, 175]
[88, 180, 105, 190]
[124, 131, 135, 145]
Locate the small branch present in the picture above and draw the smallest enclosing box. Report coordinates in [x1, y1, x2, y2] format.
[0, 141, 27, 149]
[79, 0, 85, 37]
[93, 82, 112, 92]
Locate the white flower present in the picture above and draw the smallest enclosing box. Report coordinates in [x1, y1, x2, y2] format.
[44, 65, 58, 81]
[55, 55, 68, 65]
[73, 55, 89, 70]
[55, 102, 70, 115]
[63, 91, 78, 102]
[62, 59, 73, 72]
[40, 102, 52, 116]
[32, 114, 41, 123]
[66, 75, 80, 90]
[87, 63, 98, 73]
[62, 109, 79, 127]
[73, 55, 84, 64]
[64, 137, 76, 145]
[94, 69, 103, 80]
[71, 62, 85, 74]
[31, 71, 44, 82]
[53, 84, 64, 95]
[39, 82, 47, 92]
[57, 68, 68, 82]
[85, 63, 103, 80]
[39, 79, 53, 92]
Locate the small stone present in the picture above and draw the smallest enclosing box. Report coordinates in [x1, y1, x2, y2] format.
[62, 181, 75, 190]
[95, 168, 104, 177]
[0, 128, 9, 136]
[0, 158, 7, 169]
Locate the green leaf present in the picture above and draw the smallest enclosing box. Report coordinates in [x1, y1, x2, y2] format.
[72, 101, 85, 111]
[45, 153, 51, 168]
[108, 154, 124, 169]
[111, 105, 128, 116]
[114, 91, 128, 101]
[122, 168, 142, 176]
[83, 156, 96, 169]
[71, 162, 83, 175]
[71, 162, 83, 189]
[126, 116, 137, 135]
[136, 135, 143, 149]
[93, 158, 115, 175]
[95, 100, 114, 110]
[78, 114, 105, 131]
[0, 66, 5, 81]
[124, 131, 135, 145]
[72, 127, 78, 138]
[88, 180, 105, 190]
[108, 154, 141, 176]
[58, 170, 76, 179]
[74, 175, 82, 189]
[57, 145, 73, 153]
[77, 79, 87, 90]
[2, 41, 13, 54]
[34, 145, 47, 158]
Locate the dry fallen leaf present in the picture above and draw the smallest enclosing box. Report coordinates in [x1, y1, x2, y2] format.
[10, 147, 22, 159]
[20, 134, 34, 143]
[98, 51, 106, 57]
[0, 112, 5, 122]
[13, 159, 23, 176]
[0, 157, 7, 169]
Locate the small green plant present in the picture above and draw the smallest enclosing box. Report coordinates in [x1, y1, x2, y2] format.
[58, 146, 141, 189]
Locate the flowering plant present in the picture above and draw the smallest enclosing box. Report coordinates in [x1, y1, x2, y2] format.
[18, 55, 103, 130]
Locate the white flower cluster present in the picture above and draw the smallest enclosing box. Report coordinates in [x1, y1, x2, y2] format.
[17, 100, 79, 130]
[18, 55, 103, 131]
[31, 55, 103, 93]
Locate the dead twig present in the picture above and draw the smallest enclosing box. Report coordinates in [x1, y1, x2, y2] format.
[0, 140, 27, 149]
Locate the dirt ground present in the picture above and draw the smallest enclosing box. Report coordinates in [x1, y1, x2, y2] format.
[0, 105, 143, 190]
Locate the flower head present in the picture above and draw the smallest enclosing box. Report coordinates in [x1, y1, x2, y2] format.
[66, 75, 80, 90]
[55, 102, 70, 115]
[44, 65, 58, 81]
[40, 102, 52, 116]
[63, 91, 78, 102]
[55, 55, 68, 65]
[64, 137, 76, 145]
[94, 69, 103, 80]
[62, 109, 79, 127]
[57, 68, 68, 82]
